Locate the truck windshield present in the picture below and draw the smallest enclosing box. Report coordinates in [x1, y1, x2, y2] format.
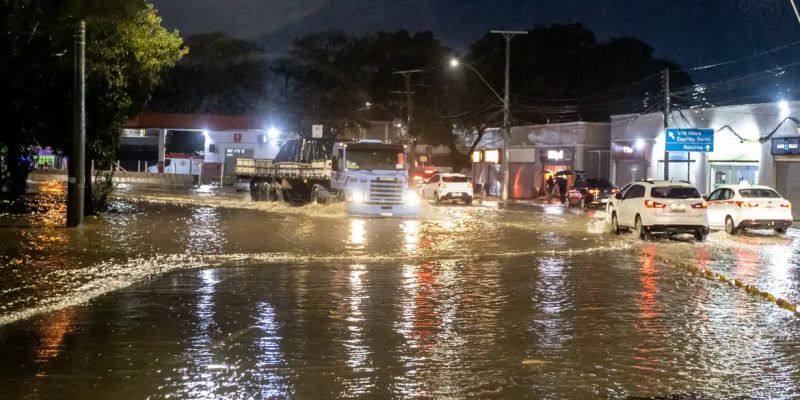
[346, 148, 405, 170]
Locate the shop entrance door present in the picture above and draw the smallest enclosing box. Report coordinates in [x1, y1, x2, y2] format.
[775, 160, 800, 220]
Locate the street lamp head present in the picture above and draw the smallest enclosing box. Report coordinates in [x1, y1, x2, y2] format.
[365, 102, 372, 108]
[449, 58, 460, 68]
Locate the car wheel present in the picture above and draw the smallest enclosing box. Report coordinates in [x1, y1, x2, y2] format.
[694, 229, 707, 242]
[775, 227, 788, 235]
[434, 192, 440, 205]
[724, 216, 737, 235]
[611, 212, 620, 235]
[636, 215, 650, 241]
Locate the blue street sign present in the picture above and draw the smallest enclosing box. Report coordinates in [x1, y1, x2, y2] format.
[665, 128, 714, 152]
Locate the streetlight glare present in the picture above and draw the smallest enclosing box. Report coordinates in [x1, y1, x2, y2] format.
[365, 101, 372, 108]
[449, 58, 460, 68]
[267, 127, 281, 140]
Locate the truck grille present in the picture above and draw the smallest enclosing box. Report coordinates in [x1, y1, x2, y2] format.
[369, 181, 404, 204]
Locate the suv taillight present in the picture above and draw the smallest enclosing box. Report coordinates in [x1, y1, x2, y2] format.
[644, 200, 666, 209]
[691, 201, 708, 209]
[781, 202, 792, 209]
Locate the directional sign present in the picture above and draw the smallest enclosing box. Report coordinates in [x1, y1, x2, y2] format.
[665, 128, 714, 152]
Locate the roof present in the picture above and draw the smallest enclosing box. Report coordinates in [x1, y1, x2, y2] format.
[124, 112, 264, 131]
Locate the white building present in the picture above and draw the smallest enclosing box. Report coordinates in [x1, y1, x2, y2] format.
[611, 101, 800, 219]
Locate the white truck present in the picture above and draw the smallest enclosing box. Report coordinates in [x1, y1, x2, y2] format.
[235, 138, 420, 217]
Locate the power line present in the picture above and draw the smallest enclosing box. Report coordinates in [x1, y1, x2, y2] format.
[674, 39, 800, 73]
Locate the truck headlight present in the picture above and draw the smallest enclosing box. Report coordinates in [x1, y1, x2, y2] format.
[351, 191, 365, 204]
[405, 190, 420, 206]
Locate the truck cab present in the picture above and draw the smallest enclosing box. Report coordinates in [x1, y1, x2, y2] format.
[330, 140, 420, 216]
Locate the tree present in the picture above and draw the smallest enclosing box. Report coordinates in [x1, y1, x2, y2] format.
[0, 1, 186, 204]
[149, 32, 269, 115]
[272, 30, 452, 140]
[461, 23, 692, 125]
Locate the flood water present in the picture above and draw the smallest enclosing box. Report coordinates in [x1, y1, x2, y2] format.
[0, 183, 799, 398]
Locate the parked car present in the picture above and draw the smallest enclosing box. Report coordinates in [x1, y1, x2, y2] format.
[610, 180, 709, 241]
[706, 184, 793, 235]
[606, 182, 633, 215]
[420, 173, 473, 205]
[567, 178, 618, 209]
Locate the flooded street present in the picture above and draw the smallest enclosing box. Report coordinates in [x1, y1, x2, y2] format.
[1, 183, 799, 398]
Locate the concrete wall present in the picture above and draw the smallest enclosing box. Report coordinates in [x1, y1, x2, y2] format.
[29, 171, 196, 186]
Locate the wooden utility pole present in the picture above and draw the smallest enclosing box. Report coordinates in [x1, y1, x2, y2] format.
[67, 20, 86, 227]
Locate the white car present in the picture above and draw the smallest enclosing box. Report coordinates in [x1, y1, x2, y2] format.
[605, 182, 633, 214]
[420, 173, 473, 205]
[610, 180, 709, 241]
[706, 184, 793, 235]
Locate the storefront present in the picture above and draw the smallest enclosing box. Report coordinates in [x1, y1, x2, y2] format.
[772, 136, 800, 219]
[610, 140, 650, 185]
[509, 122, 611, 197]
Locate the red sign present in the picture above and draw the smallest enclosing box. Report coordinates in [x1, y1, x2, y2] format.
[233, 133, 242, 143]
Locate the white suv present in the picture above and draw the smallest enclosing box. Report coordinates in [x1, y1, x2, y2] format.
[420, 173, 473, 205]
[609, 180, 709, 241]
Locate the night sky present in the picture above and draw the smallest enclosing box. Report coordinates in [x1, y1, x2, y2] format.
[151, 0, 800, 80]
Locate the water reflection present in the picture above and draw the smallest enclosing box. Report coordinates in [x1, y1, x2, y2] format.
[186, 207, 225, 253]
[341, 264, 375, 397]
[534, 257, 573, 353]
[401, 220, 419, 254]
[633, 244, 665, 374]
[176, 268, 220, 397]
[33, 308, 77, 377]
[349, 219, 367, 248]
[254, 301, 289, 398]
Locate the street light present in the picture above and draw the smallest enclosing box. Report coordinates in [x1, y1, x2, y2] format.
[450, 29, 527, 202]
[449, 58, 504, 104]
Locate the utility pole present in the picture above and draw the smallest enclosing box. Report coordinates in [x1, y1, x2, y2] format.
[67, 20, 86, 228]
[662, 68, 670, 181]
[491, 30, 527, 202]
[393, 69, 423, 174]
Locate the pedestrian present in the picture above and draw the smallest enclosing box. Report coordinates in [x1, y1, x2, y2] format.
[546, 175, 555, 203]
[555, 176, 568, 204]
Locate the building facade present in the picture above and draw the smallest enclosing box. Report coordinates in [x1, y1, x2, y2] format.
[471, 122, 611, 199]
[610, 101, 800, 219]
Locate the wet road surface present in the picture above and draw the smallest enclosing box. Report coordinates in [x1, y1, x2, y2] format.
[0, 183, 799, 398]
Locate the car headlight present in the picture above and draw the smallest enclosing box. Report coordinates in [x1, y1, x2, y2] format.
[405, 190, 420, 206]
[351, 191, 365, 204]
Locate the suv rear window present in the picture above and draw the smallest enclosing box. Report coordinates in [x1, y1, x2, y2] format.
[740, 189, 780, 198]
[651, 186, 701, 199]
[443, 176, 469, 183]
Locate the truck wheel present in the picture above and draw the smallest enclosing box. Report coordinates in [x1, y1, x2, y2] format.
[310, 187, 321, 204]
[250, 182, 261, 202]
